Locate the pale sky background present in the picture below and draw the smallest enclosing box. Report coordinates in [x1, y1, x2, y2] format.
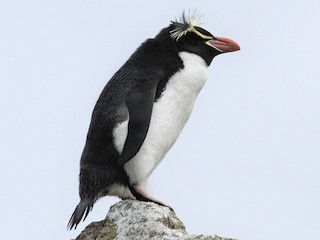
[1, 1, 320, 240]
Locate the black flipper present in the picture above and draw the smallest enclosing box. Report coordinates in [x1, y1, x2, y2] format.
[67, 198, 94, 230]
[118, 79, 158, 165]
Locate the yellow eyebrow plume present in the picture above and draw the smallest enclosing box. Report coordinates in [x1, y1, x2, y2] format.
[170, 10, 213, 41]
[189, 26, 213, 40]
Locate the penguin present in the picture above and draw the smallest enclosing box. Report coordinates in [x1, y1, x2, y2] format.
[68, 12, 240, 230]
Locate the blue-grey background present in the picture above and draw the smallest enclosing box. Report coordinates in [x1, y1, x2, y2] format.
[1, 1, 319, 239]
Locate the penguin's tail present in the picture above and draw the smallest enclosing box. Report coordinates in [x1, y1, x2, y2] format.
[67, 198, 94, 230]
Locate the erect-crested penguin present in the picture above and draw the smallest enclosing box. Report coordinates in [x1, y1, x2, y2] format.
[68, 12, 240, 230]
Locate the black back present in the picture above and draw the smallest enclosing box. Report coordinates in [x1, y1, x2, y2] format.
[79, 31, 185, 197]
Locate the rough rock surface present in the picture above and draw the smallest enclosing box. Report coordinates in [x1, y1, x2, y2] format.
[75, 200, 236, 240]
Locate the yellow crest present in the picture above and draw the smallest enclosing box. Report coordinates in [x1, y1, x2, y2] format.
[170, 10, 213, 41]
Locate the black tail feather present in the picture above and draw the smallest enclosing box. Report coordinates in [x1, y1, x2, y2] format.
[67, 198, 94, 230]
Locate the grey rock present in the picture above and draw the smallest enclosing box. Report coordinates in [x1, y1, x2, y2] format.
[75, 200, 236, 240]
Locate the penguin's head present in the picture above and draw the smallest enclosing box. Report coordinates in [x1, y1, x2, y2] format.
[155, 11, 240, 66]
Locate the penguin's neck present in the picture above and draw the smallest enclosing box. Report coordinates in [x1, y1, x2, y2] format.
[177, 51, 208, 91]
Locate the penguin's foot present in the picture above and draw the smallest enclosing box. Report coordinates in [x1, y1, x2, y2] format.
[129, 185, 174, 212]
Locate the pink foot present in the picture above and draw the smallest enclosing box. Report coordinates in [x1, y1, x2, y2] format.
[129, 184, 174, 212]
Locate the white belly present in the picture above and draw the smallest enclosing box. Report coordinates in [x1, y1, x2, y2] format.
[114, 51, 208, 184]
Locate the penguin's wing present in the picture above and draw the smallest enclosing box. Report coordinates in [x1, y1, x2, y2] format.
[118, 79, 158, 165]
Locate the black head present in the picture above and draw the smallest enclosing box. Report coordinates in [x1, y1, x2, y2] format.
[155, 12, 240, 66]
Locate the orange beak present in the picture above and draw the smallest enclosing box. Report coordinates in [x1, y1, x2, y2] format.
[206, 37, 240, 52]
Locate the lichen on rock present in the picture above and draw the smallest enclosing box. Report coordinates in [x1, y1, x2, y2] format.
[75, 200, 236, 240]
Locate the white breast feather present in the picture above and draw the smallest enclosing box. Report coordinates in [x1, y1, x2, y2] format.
[113, 51, 208, 185]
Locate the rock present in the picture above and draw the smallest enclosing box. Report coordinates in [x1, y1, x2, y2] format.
[75, 200, 236, 240]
